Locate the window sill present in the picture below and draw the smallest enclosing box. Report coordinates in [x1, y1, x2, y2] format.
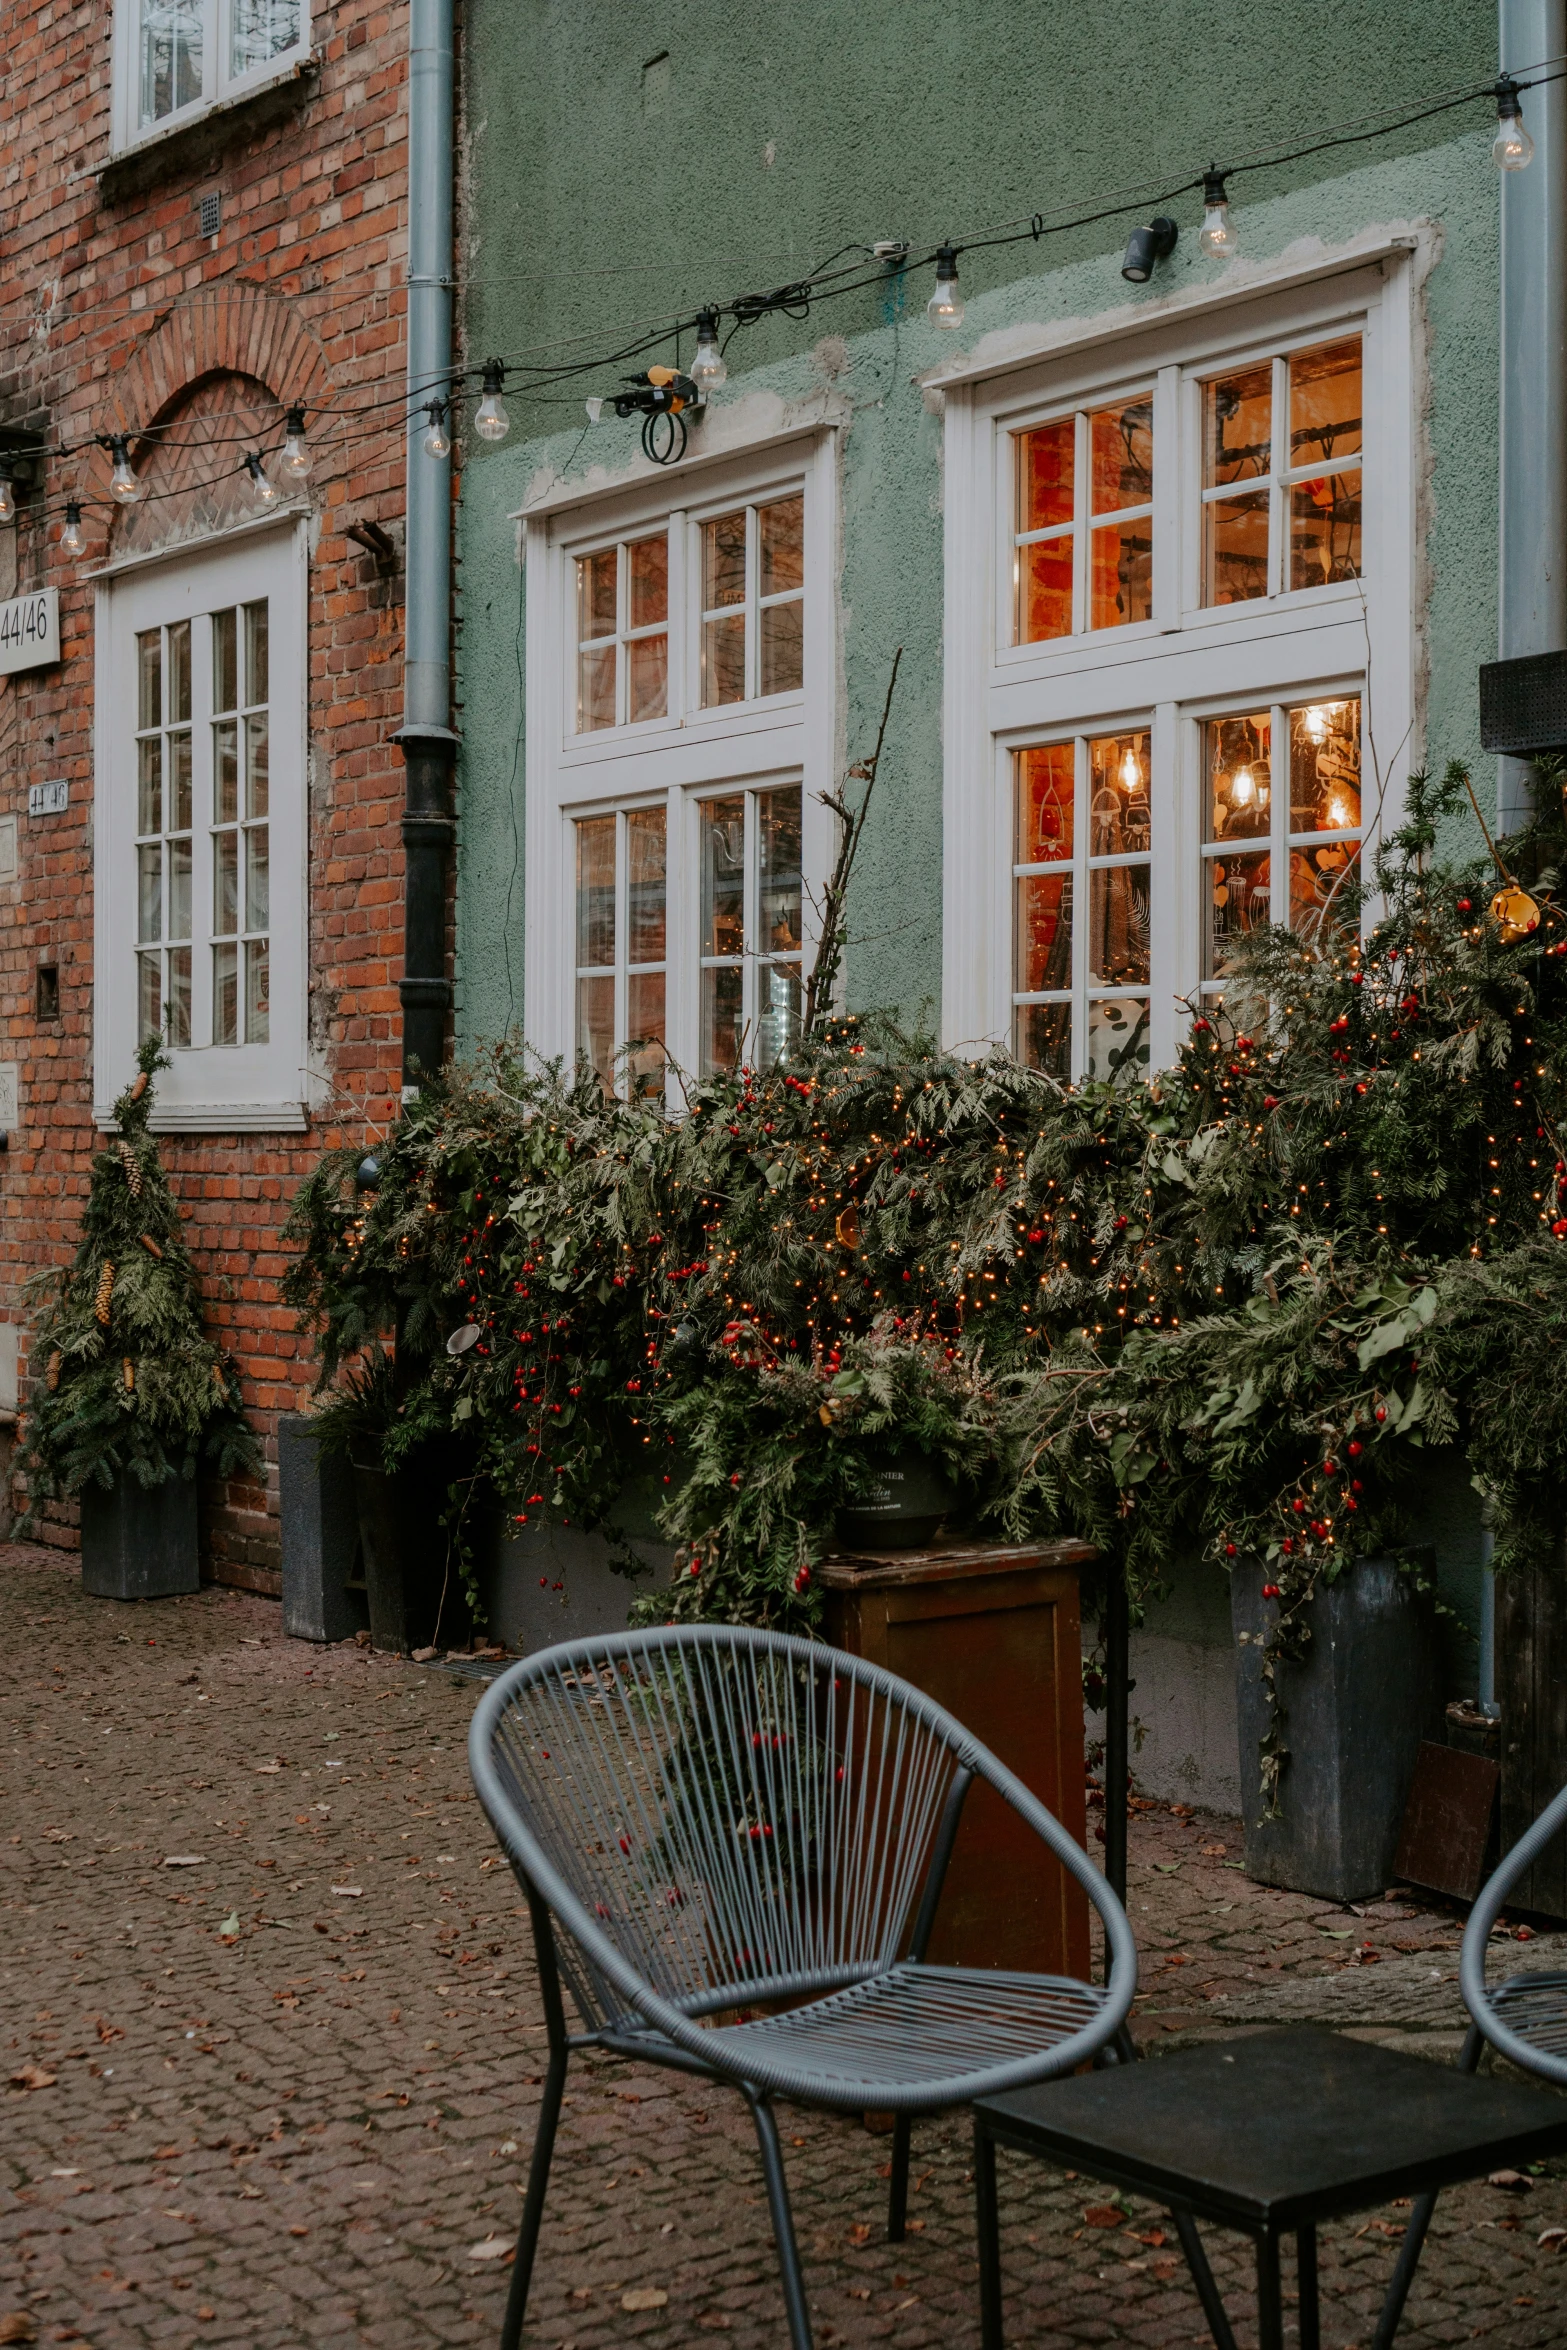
[94, 1100, 309, 1135]
[99, 54, 321, 202]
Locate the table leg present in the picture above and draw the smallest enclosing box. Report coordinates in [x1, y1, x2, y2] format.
[1297, 2221, 1319, 2350]
[1373, 2023, 1482, 2349]
[1256, 2232, 1284, 2350]
[973, 2120, 1004, 2350]
[1170, 2210, 1240, 2350]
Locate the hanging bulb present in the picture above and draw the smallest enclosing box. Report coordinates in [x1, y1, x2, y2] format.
[1118, 744, 1143, 793]
[107, 435, 140, 504]
[1326, 794, 1351, 828]
[280, 404, 311, 479]
[690, 308, 728, 394]
[422, 400, 451, 459]
[1199, 166, 1238, 260]
[60, 501, 84, 557]
[1494, 75, 1535, 170]
[1303, 704, 1329, 744]
[474, 361, 510, 443]
[1232, 765, 1256, 808]
[243, 451, 279, 507]
[927, 245, 965, 329]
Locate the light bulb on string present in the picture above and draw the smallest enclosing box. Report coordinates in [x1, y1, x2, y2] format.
[690, 308, 728, 394]
[280, 405, 311, 479]
[1494, 75, 1535, 170]
[1119, 744, 1143, 793]
[1303, 704, 1329, 743]
[107, 435, 140, 504]
[474, 361, 510, 443]
[243, 451, 279, 507]
[423, 400, 451, 459]
[1232, 765, 1257, 809]
[1199, 167, 1237, 260]
[60, 502, 84, 557]
[927, 246, 965, 329]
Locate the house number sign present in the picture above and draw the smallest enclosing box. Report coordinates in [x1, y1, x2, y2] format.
[0, 588, 59, 676]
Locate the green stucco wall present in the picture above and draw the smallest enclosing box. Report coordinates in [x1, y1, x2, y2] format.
[452, 4, 1499, 1054]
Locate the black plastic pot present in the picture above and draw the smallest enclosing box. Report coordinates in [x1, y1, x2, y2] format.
[80, 1473, 200, 1601]
[836, 1448, 957, 1552]
[1231, 1554, 1443, 1901]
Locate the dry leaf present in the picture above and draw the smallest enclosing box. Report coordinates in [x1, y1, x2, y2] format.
[696, 2316, 732, 2333]
[0, 2315, 38, 2344]
[42, 1827, 74, 1844]
[621, 2288, 668, 2312]
[1084, 2206, 1124, 2228]
[9, 2063, 56, 2091]
[163, 1855, 206, 1868]
[848, 2222, 871, 2245]
[468, 2237, 514, 2263]
[1538, 2226, 1567, 2250]
[1489, 2169, 1532, 2191]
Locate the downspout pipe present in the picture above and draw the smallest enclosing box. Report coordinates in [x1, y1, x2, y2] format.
[396, 0, 457, 1087]
[1497, 0, 1567, 830]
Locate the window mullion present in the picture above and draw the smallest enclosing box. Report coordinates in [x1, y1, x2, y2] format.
[1072, 411, 1089, 635]
[745, 505, 760, 702]
[1271, 701, 1288, 930]
[1071, 735, 1090, 1076]
[614, 809, 629, 1097]
[1269, 354, 1288, 599]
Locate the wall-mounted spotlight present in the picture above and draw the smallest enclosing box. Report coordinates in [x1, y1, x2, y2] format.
[1121, 216, 1179, 284]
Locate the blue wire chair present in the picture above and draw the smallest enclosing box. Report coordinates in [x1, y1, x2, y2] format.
[469, 1624, 1138, 2350]
[1375, 1776, 1567, 2350]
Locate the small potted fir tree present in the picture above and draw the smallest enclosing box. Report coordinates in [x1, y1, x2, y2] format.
[16, 1042, 259, 1597]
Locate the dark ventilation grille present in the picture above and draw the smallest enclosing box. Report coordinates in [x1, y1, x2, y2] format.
[198, 191, 221, 239]
[1479, 651, 1567, 755]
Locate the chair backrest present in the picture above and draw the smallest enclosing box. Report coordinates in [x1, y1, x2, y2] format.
[1461, 1773, 1567, 2086]
[469, 1625, 977, 2033]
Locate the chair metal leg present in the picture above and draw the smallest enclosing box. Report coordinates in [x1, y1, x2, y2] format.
[887, 2115, 912, 2240]
[1171, 2209, 1239, 2350]
[1255, 2231, 1284, 2350]
[499, 2044, 567, 2350]
[973, 2120, 1005, 2350]
[1371, 2021, 1484, 2350]
[1297, 2221, 1319, 2350]
[746, 2089, 814, 2350]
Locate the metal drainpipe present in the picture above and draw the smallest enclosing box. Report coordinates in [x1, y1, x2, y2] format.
[396, 0, 458, 1088]
[1497, 0, 1567, 830]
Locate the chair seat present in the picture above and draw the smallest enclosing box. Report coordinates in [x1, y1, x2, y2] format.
[670, 1963, 1108, 2104]
[1489, 1970, 1567, 2062]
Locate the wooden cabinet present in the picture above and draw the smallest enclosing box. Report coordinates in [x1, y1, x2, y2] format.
[819, 1539, 1093, 1981]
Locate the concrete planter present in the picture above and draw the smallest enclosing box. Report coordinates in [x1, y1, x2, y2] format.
[278, 1414, 368, 1644]
[1231, 1554, 1443, 1902]
[80, 1473, 200, 1601]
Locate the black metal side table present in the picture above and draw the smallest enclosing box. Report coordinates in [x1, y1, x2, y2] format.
[973, 2028, 1567, 2350]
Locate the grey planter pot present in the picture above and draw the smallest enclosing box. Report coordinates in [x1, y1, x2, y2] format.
[279, 1414, 368, 1644]
[80, 1473, 200, 1601]
[1231, 1554, 1443, 1902]
[837, 1448, 957, 1551]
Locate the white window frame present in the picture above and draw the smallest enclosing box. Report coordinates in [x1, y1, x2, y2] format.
[94, 520, 309, 1131]
[110, 0, 312, 158]
[522, 431, 837, 1098]
[942, 246, 1416, 1075]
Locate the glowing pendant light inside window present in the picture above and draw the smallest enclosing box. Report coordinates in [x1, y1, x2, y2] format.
[1198, 167, 1237, 260]
[280, 405, 311, 479]
[690, 308, 728, 394]
[423, 400, 451, 459]
[1231, 765, 1257, 809]
[927, 246, 965, 329]
[60, 501, 84, 557]
[1303, 704, 1329, 744]
[1494, 75, 1535, 170]
[107, 435, 141, 504]
[474, 361, 510, 443]
[244, 451, 280, 507]
[1118, 744, 1143, 793]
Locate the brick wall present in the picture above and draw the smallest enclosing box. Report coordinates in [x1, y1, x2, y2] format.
[0, 2, 412, 1589]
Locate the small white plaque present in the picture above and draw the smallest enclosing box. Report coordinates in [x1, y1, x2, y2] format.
[0, 588, 58, 676]
[0, 1063, 17, 1129]
[0, 814, 15, 880]
[28, 778, 67, 817]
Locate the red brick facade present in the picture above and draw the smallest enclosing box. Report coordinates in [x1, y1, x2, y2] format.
[0, 4, 411, 1588]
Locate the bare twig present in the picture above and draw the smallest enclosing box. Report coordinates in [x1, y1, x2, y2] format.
[802, 649, 902, 1038]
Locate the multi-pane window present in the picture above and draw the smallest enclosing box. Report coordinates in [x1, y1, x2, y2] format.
[135, 621, 194, 1048]
[1202, 338, 1362, 605]
[210, 602, 270, 1046]
[574, 808, 667, 1096]
[1013, 396, 1154, 643]
[1201, 695, 1362, 995]
[699, 785, 803, 1074]
[574, 535, 668, 731]
[1013, 731, 1152, 1082]
[124, 0, 307, 142]
[701, 495, 804, 704]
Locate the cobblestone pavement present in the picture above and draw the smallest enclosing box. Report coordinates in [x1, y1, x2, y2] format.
[5, 1538, 1567, 2350]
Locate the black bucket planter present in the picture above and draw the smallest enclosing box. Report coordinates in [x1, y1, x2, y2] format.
[1231, 1554, 1443, 1902]
[836, 1447, 957, 1552]
[350, 1447, 477, 1655]
[80, 1473, 200, 1601]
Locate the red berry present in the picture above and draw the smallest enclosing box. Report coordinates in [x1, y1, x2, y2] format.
[1347, 1440, 1363, 1457]
[1224, 1542, 1238, 1558]
[1375, 1405, 1387, 1422]
[1262, 1583, 1281, 1600]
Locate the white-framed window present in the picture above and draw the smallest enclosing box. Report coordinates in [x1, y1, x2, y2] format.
[111, 0, 310, 154]
[522, 434, 835, 1098]
[942, 249, 1414, 1077]
[95, 523, 307, 1130]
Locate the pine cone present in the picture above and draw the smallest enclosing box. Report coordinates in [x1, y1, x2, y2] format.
[46, 1349, 61, 1391]
[212, 1365, 228, 1401]
[138, 1233, 163, 1261]
[117, 1140, 144, 1198]
[94, 1262, 114, 1326]
[122, 1358, 135, 1393]
[128, 1070, 149, 1103]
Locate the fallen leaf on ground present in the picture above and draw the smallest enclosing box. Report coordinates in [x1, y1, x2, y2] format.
[1539, 2226, 1567, 2250]
[255, 1762, 281, 1774]
[218, 1913, 241, 1941]
[848, 2223, 871, 2245]
[9, 2064, 56, 2091]
[621, 2288, 668, 2312]
[1084, 2206, 1124, 2228]
[42, 1827, 74, 1844]
[0, 2313, 37, 2342]
[1135, 2228, 1167, 2246]
[468, 2237, 514, 2262]
[1489, 2169, 1532, 2191]
[411, 1646, 440, 1661]
[163, 1856, 205, 1868]
[330, 1886, 364, 1898]
[697, 2315, 732, 2331]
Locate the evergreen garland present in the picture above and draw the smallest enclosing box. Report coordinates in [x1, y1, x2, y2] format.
[16, 1041, 260, 1525]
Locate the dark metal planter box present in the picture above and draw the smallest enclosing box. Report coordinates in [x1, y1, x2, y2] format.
[1231, 1555, 1443, 1902]
[351, 1454, 475, 1656]
[278, 1413, 368, 1644]
[1497, 1558, 1567, 1920]
[80, 1473, 200, 1601]
[819, 1538, 1093, 1979]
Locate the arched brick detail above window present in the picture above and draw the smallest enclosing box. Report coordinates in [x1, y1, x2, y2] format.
[105, 282, 332, 446]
